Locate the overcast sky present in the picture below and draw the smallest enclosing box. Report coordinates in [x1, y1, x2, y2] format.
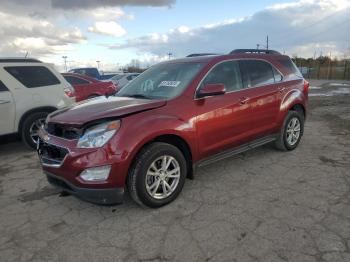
[0, 0, 349, 71]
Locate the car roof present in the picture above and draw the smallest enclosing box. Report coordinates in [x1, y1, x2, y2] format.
[0, 58, 42, 63]
[166, 53, 290, 65]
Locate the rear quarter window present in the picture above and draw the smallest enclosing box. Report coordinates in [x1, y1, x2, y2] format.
[277, 58, 303, 78]
[0, 80, 9, 92]
[4, 66, 61, 88]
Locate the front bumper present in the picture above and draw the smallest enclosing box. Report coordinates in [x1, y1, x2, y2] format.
[37, 127, 130, 205]
[46, 172, 124, 205]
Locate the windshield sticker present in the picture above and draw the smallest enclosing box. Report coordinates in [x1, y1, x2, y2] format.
[158, 81, 181, 88]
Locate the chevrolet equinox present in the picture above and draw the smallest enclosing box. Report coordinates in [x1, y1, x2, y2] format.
[37, 49, 308, 208]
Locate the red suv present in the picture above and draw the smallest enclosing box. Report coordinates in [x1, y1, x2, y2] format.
[37, 49, 308, 208]
[62, 73, 117, 102]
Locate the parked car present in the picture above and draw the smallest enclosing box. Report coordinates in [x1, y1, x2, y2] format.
[62, 73, 118, 102]
[37, 49, 308, 208]
[68, 67, 117, 80]
[110, 73, 140, 88]
[0, 58, 74, 149]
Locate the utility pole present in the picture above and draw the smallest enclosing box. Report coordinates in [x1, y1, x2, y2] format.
[62, 56, 68, 72]
[256, 44, 260, 50]
[167, 52, 173, 60]
[266, 35, 269, 50]
[96, 60, 101, 69]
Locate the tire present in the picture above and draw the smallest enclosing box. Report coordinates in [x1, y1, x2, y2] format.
[127, 142, 187, 208]
[275, 110, 304, 151]
[21, 112, 49, 150]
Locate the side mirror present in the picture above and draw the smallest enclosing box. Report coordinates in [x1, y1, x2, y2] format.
[197, 83, 226, 98]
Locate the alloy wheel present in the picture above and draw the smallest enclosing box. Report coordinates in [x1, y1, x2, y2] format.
[145, 155, 181, 200]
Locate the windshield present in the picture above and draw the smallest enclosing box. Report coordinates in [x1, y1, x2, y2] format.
[117, 62, 203, 100]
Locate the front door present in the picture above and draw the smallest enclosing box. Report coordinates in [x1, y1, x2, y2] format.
[195, 60, 253, 159]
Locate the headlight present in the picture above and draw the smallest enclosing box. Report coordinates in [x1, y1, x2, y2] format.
[77, 120, 121, 148]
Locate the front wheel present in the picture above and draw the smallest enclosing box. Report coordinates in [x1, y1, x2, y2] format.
[127, 142, 187, 208]
[21, 112, 48, 150]
[275, 110, 304, 151]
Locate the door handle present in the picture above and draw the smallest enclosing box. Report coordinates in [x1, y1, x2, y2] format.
[239, 97, 249, 105]
[0, 100, 11, 105]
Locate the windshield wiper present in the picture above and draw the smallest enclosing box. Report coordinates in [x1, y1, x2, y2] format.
[121, 94, 152, 99]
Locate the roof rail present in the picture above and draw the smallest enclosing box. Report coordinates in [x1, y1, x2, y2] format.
[186, 53, 218, 57]
[230, 49, 281, 55]
[0, 58, 42, 63]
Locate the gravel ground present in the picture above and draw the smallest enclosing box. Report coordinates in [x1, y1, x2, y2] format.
[0, 80, 350, 262]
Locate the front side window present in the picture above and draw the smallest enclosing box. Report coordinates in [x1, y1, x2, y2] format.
[5, 66, 60, 88]
[240, 60, 275, 88]
[117, 62, 203, 100]
[200, 61, 243, 92]
[64, 75, 90, 85]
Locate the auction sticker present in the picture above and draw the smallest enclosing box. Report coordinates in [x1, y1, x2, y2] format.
[158, 81, 181, 88]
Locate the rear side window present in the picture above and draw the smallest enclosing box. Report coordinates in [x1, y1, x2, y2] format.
[0, 80, 9, 92]
[5, 66, 60, 88]
[239, 60, 275, 88]
[64, 75, 90, 85]
[201, 61, 243, 92]
[277, 58, 302, 77]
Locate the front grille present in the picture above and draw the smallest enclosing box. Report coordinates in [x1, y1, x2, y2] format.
[38, 141, 69, 167]
[46, 123, 81, 140]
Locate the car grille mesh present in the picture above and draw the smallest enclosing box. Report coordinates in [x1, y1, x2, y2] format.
[46, 123, 80, 140]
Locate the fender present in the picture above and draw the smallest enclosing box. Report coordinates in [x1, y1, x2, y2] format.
[110, 112, 198, 176]
[277, 88, 307, 127]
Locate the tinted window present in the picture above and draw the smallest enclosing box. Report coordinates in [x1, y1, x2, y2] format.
[0, 80, 9, 92]
[64, 75, 90, 85]
[240, 60, 275, 88]
[201, 61, 243, 92]
[5, 66, 60, 88]
[277, 58, 302, 77]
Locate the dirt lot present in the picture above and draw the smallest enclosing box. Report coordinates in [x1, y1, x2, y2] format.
[0, 81, 350, 262]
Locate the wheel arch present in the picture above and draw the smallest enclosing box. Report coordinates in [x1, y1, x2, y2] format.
[18, 106, 57, 133]
[127, 134, 194, 183]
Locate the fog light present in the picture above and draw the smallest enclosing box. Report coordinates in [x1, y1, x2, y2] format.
[80, 165, 111, 181]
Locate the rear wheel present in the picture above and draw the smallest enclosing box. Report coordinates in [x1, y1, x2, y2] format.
[21, 112, 48, 149]
[275, 110, 304, 151]
[127, 142, 187, 208]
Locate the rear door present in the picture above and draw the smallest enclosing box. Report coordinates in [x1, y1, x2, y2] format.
[195, 60, 253, 159]
[239, 60, 283, 138]
[0, 79, 15, 135]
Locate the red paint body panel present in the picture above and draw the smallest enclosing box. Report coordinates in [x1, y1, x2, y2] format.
[62, 73, 117, 102]
[41, 53, 308, 195]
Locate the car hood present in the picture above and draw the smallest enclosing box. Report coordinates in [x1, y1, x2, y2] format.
[48, 96, 167, 126]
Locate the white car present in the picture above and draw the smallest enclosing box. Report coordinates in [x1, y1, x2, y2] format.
[110, 73, 140, 88]
[0, 58, 74, 149]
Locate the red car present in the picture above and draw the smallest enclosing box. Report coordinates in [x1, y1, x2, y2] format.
[62, 73, 117, 102]
[38, 49, 308, 208]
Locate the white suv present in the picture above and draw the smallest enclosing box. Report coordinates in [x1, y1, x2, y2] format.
[0, 58, 74, 149]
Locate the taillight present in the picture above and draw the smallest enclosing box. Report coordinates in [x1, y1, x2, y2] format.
[64, 85, 75, 97]
[303, 80, 309, 94]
